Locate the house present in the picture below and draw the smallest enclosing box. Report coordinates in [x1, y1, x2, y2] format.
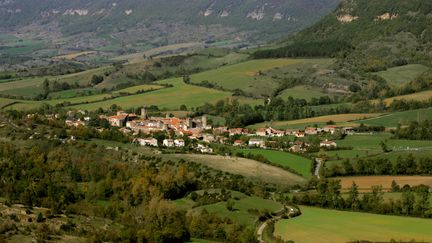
[108, 113, 129, 127]
[268, 127, 285, 137]
[229, 128, 244, 136]
[163, 139, 174, 147]
[203, 133, 216, 143]
[174, 139, 185, 147]
[248, 138, 265, 148]
[343, 127, 355, 135]
[197, 144, 213, 153]
[323, 125, 337, 134]
[233, 140, 244, 146]
[294, 131, 305, 138]
[289, 145, 303, 153]
[256, 128, 267, 137]
[285, 129, 299, 136]
[136, 138, 158, 147]
[213, 126, 228, 135]
[65, 119, 85, 127]
[305, 127, 318, 135]
[320, 139, 337, 148]
[119, 127, 132, 135]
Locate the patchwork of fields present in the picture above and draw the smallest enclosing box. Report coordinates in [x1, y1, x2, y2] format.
[275, 206, 432, 243]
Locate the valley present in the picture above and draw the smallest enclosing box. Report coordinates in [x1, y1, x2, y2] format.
[0, 0, 432, 242]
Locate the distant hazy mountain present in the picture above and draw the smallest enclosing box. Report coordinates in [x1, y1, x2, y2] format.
[0, 0, 340, 44]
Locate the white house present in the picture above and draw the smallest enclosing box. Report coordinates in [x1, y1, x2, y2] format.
[197, 144, 213, 153]
[174, 139, 185, 147]
[136, 138, 158, 147]
[320, 139, 337, 148]
[248, 138, 265, 148]
[163, 139, 174, 147]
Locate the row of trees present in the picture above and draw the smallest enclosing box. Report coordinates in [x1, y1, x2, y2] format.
[325, 154, 432, 177]
[392, 120, 432, 140]
[294, 179, 431, 218]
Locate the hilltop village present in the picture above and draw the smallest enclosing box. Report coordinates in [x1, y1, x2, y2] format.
[61, 107, 362, 154]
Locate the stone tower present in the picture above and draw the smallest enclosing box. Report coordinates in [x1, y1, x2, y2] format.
[141, 107, 147, 119]
[202, 115, 207, 128]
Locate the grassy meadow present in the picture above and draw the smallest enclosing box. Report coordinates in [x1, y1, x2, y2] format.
[278, 85, 330, 101]
[236, 149, 312, 178]
[357, 107, 432, 127]
[249, 113, 382, 129]
[374, 64, 429, 86]
[275, 206, 432, 243]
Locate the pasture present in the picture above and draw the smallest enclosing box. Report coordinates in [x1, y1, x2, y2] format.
[382, 89, 432, 105]
[357, 107, 432, 127]
[275, 206, 432, 243]
[162, 153, 306, 186]
[374, 64, 429, 86]
[177, 190, 282, 226]
[190, 59, 297, 97]
[336, 176, 432, 191]
[324, 133, 432, 163]
[236, 149, 312, 178]
[278, 85, 330, 101]
[249, 113, 382, 129]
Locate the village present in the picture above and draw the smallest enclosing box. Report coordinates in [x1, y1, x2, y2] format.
[62, 107, 359, 155]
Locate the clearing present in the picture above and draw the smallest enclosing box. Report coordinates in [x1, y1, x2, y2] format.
[374, 64, 429, 86]
[275, 206, 432, 243]
[163, 153, 306, 186]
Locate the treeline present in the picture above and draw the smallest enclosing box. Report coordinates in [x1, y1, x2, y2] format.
[325, 155, 432, 177]
[392, 120, 432, 140]
[252, 40, 352, 59]
[293, 179, 431, 218]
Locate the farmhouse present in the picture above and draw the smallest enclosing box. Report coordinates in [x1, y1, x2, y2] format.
[229, 128, 244, 136]
[233, 140, 244, 146]
[267, 127, 285, 137]
[174, 139, 185, 147]
[163, 139, 174, 147]
[323, 125, 337, 134]
[295, 131, 305, 138]
[305, 127, 318, 135]
[343, 127, 355, 135]
[135, 138, 158, 147]
[197, 144, 213, 153]
[256, 128, 267, 137]
[320, 139, 337, 148]
[203, 133, 216, 143]
[249, 138, 265, 148]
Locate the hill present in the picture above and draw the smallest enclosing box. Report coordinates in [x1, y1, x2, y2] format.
[254, 0, 432, 71]
[0, 0, 339, 57]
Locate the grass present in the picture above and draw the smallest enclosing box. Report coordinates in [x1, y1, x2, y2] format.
[324, 133, 432, 162]
[357, 108, 432, 127]
[382, 89, 432, 105]
[236, 149, 312, 178]
[278, 85, 331, 101]
[162, 153, 306, 186]
[336, 176, 432, 191]
[176, 190, 282, 226]
[374, 64, 429, 86]
[249, 113, 382, 129]
[190, 59, 300, 97]
[275, 206, 432, 243]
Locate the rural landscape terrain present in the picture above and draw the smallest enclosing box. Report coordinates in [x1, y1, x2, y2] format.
[0, 0, 432, 242]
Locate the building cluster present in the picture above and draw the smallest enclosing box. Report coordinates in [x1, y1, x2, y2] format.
[64, 107, 348, 153]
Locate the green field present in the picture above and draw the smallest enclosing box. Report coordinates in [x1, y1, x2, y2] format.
[176, 190, 282, 226]
[278, 85, 330, 101]
[237, 149, 312, 178]
[375, 64, 429, 86]
[275, 206, 432, 243]
[357, 108, 432, 127]
[324, 133, 432, 164]
[249, 113, 381, 129]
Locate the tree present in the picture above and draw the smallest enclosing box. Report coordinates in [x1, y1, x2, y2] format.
[415, 186, 430, 217]
[226, 200, 235, 211]
[391, 180, 400, 192]
[346, 182, 359, 210]
[91, 75, 104, 85]
[401, 190, 415, 216]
